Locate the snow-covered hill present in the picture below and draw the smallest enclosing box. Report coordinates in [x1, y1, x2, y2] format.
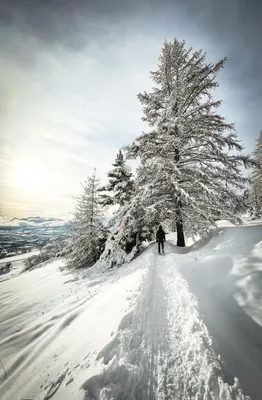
[0, 221, 262, 400]
[0, 217, 71, 256]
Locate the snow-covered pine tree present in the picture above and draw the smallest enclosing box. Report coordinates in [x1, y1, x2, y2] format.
[126, 39, 251, 246]
[234, 187, 250, 216]
[248, 186, 261, 218]
[66, 170, 107, 269]
[99, 150, 134, 206]
[252, 130, 262, 215]
[100, 191, 159, 268]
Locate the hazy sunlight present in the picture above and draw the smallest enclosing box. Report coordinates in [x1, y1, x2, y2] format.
[10, 162, 45, 190]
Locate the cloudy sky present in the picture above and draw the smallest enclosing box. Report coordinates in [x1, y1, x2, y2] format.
[0, 0, 261, 218]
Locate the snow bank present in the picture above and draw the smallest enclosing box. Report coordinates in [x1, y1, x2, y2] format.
[179, 222, 262, 400]
[161, 249, 248, 400]
[99, 233, 140, 269]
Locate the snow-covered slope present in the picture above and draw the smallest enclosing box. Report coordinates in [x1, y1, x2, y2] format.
[0, 222, 261, 400]
[0, 251, 39, 282]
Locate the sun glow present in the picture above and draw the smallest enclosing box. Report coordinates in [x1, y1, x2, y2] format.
[10, 161, 45, 190]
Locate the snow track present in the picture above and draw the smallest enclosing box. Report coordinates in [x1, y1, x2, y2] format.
[82, 251, 164, 400]
[82, 247, 248, 400]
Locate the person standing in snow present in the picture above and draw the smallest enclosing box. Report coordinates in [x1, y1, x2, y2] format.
[156, 225, 166, 254]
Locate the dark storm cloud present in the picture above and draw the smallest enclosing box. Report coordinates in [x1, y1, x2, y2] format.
[1, 0, 261, 80]
[1, 0, 261, 69]
[0, 0, 142, 50]
[182, 0, 262, 83]
[0, 0, 261, 139]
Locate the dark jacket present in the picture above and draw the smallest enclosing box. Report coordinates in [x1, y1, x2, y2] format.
[156, 227, 166, 242]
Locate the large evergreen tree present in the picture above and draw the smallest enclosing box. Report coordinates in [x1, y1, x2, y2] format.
[66, 170, 107, 269]
[126, 39, 250, 246]
[99, 150, 134, 206]
[252, 130, 262, 214]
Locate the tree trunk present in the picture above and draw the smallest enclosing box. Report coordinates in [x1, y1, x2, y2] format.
[176, 220, 185, 247]
[173, 138, 185, 246]
[176, 199, 185, 247]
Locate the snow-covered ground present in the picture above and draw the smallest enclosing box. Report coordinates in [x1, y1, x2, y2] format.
[0, 221, 262, 399]
[0, 251, 39, 282]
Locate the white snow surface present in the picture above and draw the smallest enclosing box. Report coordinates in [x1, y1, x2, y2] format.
[0, 221, 262, 400]
[0, 251, 40, 282]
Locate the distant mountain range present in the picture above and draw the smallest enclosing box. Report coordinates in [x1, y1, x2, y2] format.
[0, 217, 71, 257]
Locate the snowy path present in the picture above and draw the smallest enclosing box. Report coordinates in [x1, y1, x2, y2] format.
[82, 248, 247, 400]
